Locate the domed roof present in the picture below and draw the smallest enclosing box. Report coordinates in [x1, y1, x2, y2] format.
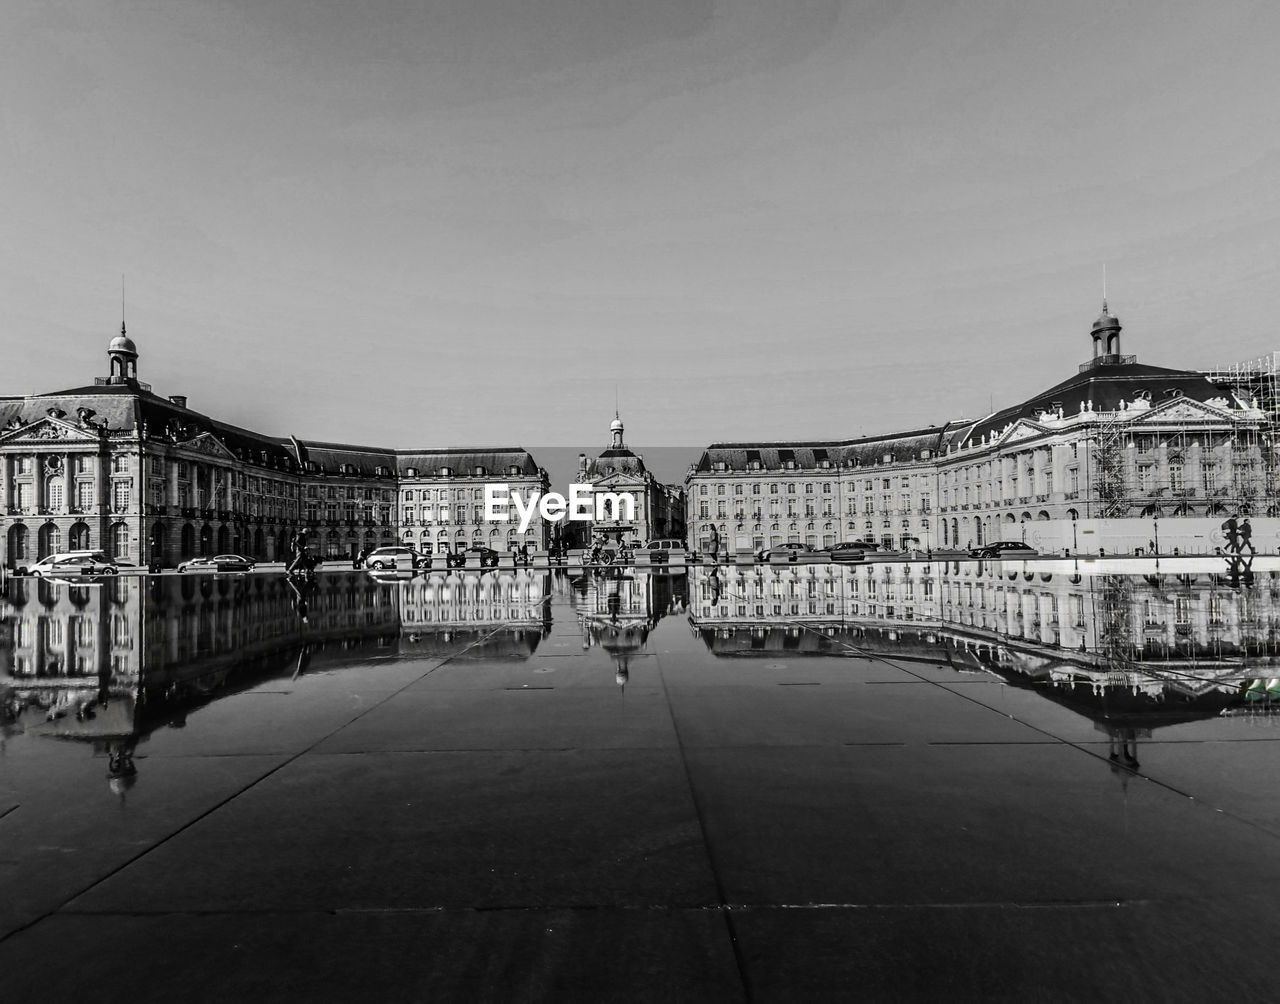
[610, 417, 624, 433]
[1091, 301, 1121, 334]
[109, 323, 137, 355]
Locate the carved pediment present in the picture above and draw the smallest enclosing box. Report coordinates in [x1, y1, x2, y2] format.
[1127, 398, 1234, 426]
[995, 421, 1050, 446]
[176, 432, 237, 461]
[593, 472, 646, 489]
[0, 417, 101, 445]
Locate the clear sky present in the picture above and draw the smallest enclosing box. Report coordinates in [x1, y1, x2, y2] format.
[4, 0, 1279, 449]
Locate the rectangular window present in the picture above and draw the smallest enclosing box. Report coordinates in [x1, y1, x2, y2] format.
[48, 481, 64, 510]
[112, 480, 131, 512]
[77, 482, 95, 510]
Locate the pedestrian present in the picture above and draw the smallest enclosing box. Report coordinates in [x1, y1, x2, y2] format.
[1221, 517, 1240, 555]
[287, 529, 309, 575]
[707, 525, 720, 564]
[1239, 517, 1255, 556]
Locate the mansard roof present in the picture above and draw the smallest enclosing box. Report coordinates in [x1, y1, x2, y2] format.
[395, 448, 541, 477]
[291, 440, 396, 477]
[585, 446, 647, 478]
[952, 360, 1234, 450]
[692, 427, 949, 473]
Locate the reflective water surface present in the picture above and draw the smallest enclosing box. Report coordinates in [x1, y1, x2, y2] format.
[3, 558, 1280, 998]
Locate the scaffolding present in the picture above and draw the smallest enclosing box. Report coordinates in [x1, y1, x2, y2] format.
[1093, 411, 1129, 518]
[1084, 355, 1280, 519]
[1203, 353, 1280, 515]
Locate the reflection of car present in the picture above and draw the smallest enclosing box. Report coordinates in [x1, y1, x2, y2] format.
[970, 541, 1038, 559]
[758, 542, 813, 560]
[25, 552, 120, 577]
[642, 539, 687, 552]
[462, 545, 499, 568]
[365, 546, 421, 570]
[177, 554, 256, 573]
[830, 541, 877, 560]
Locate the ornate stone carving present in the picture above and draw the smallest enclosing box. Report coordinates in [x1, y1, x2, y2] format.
[31, 423, 66, 440]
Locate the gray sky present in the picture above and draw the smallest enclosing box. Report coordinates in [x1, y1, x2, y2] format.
[4, 0, 1279, 447]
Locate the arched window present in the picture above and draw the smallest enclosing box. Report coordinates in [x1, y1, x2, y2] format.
[7, 524, 28, 563]
[69, 521, 91, 551]
[111, 521, 130, 560]
[38, 523, 60, 559]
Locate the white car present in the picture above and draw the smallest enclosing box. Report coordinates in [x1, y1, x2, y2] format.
[642, 539, 687, 552]
[364, 546, 422, 570]
[24, 551, 120, 577]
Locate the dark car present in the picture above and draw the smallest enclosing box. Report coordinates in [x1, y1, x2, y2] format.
[830, 541, 877, 561]
[758, 542, 814, 560]
[177, 554, 256, 573]
[462, 545, 500, 568]
[970, 541, 1038, 559]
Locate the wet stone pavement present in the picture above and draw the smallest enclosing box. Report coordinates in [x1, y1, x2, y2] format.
[2, 560, 1280, 1001]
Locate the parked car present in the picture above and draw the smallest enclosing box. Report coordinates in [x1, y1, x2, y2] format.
[970, 541, 1038, 559]
[24, 551, 120, 577]
[364, 546, 421, 570]
[642, 539, 688, 552]
[757, 542, 813, 560]
[177, 554, 256, 573]
[830, 541, 877, 561]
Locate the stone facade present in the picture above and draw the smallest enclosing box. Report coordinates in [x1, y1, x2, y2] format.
[0, 332, 548, 569]
[571, 415, 686, 547]
[688, 306, 1276, 554]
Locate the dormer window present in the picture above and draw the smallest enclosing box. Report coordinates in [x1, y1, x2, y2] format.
[439, 466, 451, 477]
[508, 465, 520, 475]
[882, 453, 893, 464]
[405, 467, 418, 478]
[474, 466, 485, 477]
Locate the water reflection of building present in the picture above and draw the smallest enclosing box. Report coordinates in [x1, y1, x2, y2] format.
[569, 568, 687, 683]
[395, 569, 551, 659]
[687, 561, 1280, 755]
[0, 569, 553, 787]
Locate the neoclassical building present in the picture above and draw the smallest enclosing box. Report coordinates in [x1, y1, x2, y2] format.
[0, 330, 549, 569]
[687, 305, 1277, 555]
[571, 414, 685, 547]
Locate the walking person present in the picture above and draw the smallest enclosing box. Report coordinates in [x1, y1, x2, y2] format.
[1239, 517, 1256, 556]
[286, 529, 309, 575]
[707, 525, 720, 565]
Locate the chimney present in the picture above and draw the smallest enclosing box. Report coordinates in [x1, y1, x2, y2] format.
[169, 395, 187, 409]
